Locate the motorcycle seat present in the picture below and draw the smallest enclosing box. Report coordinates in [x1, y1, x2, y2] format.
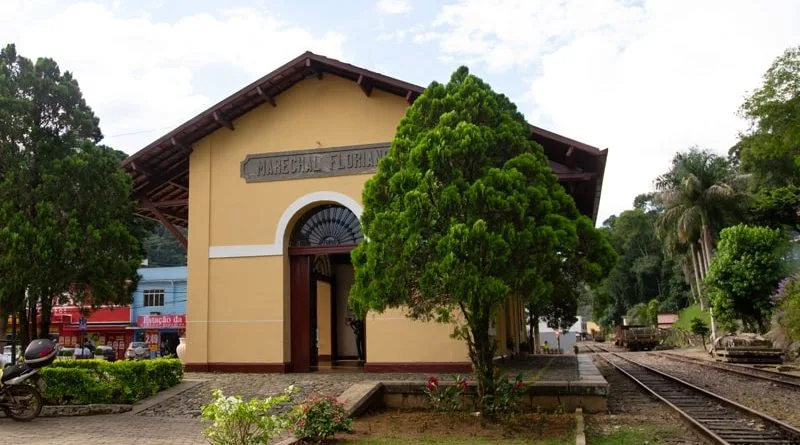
[1, 363, 31, 383]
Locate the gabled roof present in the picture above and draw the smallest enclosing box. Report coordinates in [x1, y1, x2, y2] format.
[122, 52, 608, 231]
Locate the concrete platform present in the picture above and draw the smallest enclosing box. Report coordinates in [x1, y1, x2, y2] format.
[337, 355, 608, 414]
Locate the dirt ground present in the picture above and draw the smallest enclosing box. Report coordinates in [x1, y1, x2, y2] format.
[339, 409, 574, 443]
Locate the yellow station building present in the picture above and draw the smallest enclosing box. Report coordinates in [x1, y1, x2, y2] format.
[122, 52, 608, 373]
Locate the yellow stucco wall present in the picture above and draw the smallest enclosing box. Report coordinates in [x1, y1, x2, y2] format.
[317, 281, 332, 357]
[186, 74, 468, 367]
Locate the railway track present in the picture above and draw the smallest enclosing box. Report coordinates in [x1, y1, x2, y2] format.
[596, 351, 800, 444]
[584, 343, 610, 353]
[656, 352, 800, 390]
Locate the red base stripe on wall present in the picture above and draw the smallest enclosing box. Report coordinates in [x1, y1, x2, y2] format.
[184, 363, 289, 373]
[184, 361, 473, 374]
[363, 362, 473, 373]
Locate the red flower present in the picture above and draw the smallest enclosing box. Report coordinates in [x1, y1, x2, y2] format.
[427, 376, 439, 390]
[457, 379, 468, 390]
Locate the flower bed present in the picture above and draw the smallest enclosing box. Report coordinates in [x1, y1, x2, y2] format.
[340, 410, 575, 444]
[40, 358, 183, 405]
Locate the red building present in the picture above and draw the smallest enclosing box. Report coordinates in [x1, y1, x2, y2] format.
[51, 305, 132, 359]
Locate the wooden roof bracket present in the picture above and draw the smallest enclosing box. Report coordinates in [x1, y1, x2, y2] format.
[405, 90, 416, 104]
[565, 146, 577, 169]
[151, 198, 188, 208]
[171, 137, 193, 154]
[305, 58, 323, 80]
[357, 74, 373, 97]
[256, 86, 277, 107]
[142, 199, 188, 250]
[130, 162, 155, 178]
[213, 111, 234, 131]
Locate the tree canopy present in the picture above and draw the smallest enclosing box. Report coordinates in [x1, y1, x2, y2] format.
[706, 224, 788, 333]
[0, 43, 144, 343]
[735, 45, 800, 231]
[592, 202, 688, 326]
[349, 66, 613, 411]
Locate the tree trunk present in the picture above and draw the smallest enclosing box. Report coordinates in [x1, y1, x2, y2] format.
[533, 312, 541, 355]
[0, 307, 7, 348]
[39, 293, 52, 339]
[18, 308, 29, 350]
[682, 260, 698, 306]
[468, 314, 496, 414]
[28, 301, 37, 342]
[701, 224, 714, 272]
[527, 307, 535, 353]
[690, 244, 705, 310]
[696, 242, 707, 279]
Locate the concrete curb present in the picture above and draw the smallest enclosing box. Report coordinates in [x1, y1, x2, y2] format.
[129, 378, 207, 415]
[0, 404, 132, 418]
[0, 378, 208, 418]
[575, 408, 586, 445]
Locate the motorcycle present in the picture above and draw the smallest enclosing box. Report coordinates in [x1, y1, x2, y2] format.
[0, 339, 57, 421]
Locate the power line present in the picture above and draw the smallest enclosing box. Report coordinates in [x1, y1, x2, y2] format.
[103, 126, 174, 139]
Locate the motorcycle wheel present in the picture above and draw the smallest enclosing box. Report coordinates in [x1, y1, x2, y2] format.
[2, 384, 43, 422]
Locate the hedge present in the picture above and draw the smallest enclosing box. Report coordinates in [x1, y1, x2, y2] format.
[40, 358, 183, 405]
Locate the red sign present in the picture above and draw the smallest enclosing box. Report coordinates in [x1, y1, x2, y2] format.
[137, 314, 186, 329]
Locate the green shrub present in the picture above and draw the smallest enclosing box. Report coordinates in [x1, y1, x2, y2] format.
[40, 367, 112, 405]
[201, 387, 295, 445]
[775, 273, 800, 341]
[145, 359, 183, 390]
[289, 394, 353, 443]
[57, 348, 74, 357]
[672, 304, 710, 332]
[42, 358, 183, 405]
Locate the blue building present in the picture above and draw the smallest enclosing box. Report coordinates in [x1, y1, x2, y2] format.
[130, 266, 187, 357]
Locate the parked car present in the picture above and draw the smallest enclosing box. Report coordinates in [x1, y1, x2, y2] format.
[125, 342, 149, 360]
[93, 345, 117, 362]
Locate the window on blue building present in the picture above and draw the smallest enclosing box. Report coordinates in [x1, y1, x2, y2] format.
[144, 289, 165, 307]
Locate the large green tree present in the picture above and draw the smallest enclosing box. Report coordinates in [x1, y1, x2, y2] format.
[706, 224, 788, 333]
[734, 46, 800, 231]
[592, 201, 689, 326]
[654, 148, 747, 339]
[349, 67, 611, 411]
[0, 43, 144, 344]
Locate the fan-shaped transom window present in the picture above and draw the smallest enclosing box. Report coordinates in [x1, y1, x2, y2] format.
[289, 205, 363, 247]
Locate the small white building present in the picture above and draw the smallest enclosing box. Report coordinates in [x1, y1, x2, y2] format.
[529, 316, 588, 353]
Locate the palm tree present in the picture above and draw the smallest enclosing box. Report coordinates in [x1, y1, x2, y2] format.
[655, 148, 749, 343]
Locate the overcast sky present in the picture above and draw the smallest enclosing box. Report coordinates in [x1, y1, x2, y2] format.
[3, 0, 799, 224]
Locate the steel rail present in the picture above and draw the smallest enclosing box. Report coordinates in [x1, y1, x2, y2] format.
[657, 352, 800, 390]
[597, 351, 800, 445]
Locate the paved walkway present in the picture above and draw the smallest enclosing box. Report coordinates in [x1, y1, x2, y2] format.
[4, 370, 433, 444]
[3, 414, 205, 444]
[4, 358, 583, 444]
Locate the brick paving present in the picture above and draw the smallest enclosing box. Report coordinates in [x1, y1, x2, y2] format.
[3, 357, 581, 444]
[2, 415, 205, 444]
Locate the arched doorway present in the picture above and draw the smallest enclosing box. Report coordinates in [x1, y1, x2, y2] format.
[288, 204, 364, 372]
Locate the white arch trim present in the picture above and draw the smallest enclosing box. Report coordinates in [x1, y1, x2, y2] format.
[208, 191, 364, 259]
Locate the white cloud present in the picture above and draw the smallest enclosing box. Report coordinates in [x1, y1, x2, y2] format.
[378, 25, 424, 43]
[376, 0, 412, 15]
[0, 0, 346, 154]
[426, 0, 800, 223]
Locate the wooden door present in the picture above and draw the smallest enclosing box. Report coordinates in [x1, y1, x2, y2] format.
[290, 255, 311, 372]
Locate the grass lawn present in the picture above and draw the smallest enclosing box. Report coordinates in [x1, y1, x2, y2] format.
[586, 422, 687, 444]
[335, 410, 574, 445]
